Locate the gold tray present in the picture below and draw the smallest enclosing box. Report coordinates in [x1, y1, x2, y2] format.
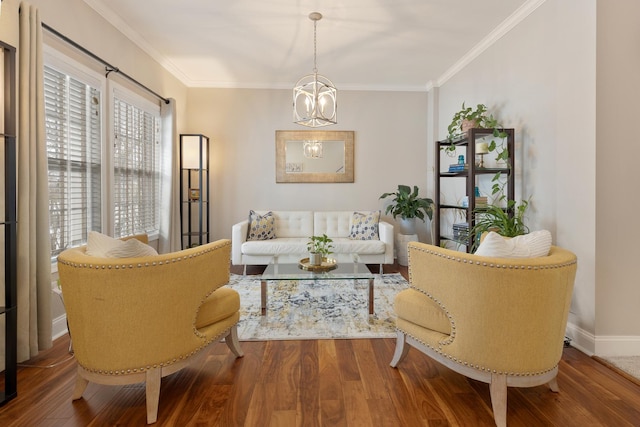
[298, 257, 338, 272]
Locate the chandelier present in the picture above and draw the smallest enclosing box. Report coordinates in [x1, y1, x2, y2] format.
[293, 12, 337, 127]
[303, 140, 323, 158]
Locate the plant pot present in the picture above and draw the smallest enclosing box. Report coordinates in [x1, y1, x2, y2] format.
[398, 217, 417, 235]
[309, 252, 323, 266]
[461, 119, 478, 133]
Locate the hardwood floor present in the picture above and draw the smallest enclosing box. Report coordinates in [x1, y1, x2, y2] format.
[1, 265, 639, 426]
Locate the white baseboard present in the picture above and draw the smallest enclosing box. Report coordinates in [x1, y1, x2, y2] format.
[566, 322, 595, 355]
[594, 335, 640, 357]
[52, 314, 68, 341]
[566, 321, 640, 357]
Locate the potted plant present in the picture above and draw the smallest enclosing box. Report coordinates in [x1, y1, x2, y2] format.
[307, 234, 334, 265]
[379, 185, 434, 234]
[444, 103, 510, 164]
[469, 199, 529, 252]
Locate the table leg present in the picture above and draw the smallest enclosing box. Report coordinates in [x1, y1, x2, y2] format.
[369, 277, 374, 315]
[261, 280, 267, 315]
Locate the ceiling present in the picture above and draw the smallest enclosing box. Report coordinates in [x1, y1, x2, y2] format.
[82, 0, 533, 91]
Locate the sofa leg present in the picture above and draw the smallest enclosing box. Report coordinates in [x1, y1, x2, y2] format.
[225, 325, 244, 358]
[390, 330, 410, 367]
[243, 264, 247, 276]
[379, 263, 383, 274]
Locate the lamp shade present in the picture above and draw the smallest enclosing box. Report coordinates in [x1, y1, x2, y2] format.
[181, 135, 208, 169]
[476, 142, 490, 154]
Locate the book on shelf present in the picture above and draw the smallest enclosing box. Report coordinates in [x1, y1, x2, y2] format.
[475, 196, 488, 207]
[452, 222, 469, 240]
[448, 163, 469, 172]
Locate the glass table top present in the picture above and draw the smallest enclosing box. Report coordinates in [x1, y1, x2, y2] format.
[260, 254, 374, 281]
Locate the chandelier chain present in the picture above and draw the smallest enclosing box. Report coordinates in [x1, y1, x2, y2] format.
[313, 19, 318, 74]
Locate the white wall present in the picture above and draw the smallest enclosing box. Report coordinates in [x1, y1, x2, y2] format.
[435, 0, 600, 353]
[185, 88, 432, 243]
[595, 0, 640, 354]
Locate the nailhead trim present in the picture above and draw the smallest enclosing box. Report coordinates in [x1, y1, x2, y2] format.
[59, 240, 235, 376]
[57, 240, 232, 269]
[79, 325, 235, 376]
[397, 327, 558, 377]
[403, 244, 572, 377]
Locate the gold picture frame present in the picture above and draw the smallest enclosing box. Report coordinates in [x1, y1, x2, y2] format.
[189, 188, 200, 201]
[275, 130, 354, 183]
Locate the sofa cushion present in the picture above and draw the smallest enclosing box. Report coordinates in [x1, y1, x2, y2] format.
[247, 210, 277, 241]
[86, 231, 158, 258]
[242, 238, 309, 256]
[331, 238, 386, 255]
[474, 230, 552, 258]
[349, 211, 380, 240]
[314, 211, 352, 237]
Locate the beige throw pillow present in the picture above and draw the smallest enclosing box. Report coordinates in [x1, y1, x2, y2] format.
[349, 211, 380, 240]
[247, 210, 277, 241]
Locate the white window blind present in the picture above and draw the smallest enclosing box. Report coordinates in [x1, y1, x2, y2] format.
[112, 97, 160, 238]
[44, 65, 102, 257]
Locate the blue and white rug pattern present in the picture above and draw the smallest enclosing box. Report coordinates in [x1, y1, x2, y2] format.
[227, 273, 409, 340]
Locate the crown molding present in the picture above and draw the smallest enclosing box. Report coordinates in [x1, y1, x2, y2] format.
[436, 0, 546, 87]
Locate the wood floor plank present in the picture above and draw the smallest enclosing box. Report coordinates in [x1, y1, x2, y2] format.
[299, 340, 321, 427]
[2, 265, 640, 426]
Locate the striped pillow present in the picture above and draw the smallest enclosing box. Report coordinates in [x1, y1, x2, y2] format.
[474, 230, 552, 258]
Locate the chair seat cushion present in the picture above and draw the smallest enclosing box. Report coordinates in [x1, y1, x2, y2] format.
[195, 287, 240, 329]
[394, 288, 451, 335]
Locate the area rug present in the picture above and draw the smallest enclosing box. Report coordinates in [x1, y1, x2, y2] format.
[227, 273, 409, 340]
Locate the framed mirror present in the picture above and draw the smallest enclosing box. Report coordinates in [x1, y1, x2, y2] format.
[276, 130, 354, 183]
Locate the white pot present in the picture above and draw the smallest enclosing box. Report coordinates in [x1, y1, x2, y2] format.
[398, 217, 417, 235]
[309, 252, 323, 266]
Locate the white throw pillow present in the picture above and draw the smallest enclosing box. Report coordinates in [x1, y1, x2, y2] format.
[86, 231, 122, 257]
[474, 230, 552, 258]
[86, 231, 158, 258]
[105, 238, 158, 258]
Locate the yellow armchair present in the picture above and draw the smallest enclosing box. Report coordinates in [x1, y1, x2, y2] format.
[391, 241, 577, 427]
[57, 237, 243, 424]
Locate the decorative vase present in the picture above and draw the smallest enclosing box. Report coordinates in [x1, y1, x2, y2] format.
[309, 252, 323, 266]
[398, 217, 417, 235]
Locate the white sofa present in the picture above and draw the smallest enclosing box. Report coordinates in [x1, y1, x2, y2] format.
[232, 210, 394, 274]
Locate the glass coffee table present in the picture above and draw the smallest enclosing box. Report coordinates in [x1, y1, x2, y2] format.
[260, 255, 376, 315]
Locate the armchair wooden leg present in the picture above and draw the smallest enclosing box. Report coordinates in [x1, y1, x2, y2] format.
[547, 376, 559, 392]
[489, 373, 507, 427]
[225, 325, 244, 358]
[72, 369, 89, 400]
[145, 368, 161, 424]
[390, 330, 410, 367]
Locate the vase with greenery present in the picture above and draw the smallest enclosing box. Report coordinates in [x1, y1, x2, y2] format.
[469, 199, 530, 252]
[379, 185, 434, 234]
[307, 234, 334, 265]
[444, 102, 510, 164]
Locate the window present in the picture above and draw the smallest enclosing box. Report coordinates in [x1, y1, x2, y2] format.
[112, 95, 160, 237]
[44, 65, 102, 258]
[44, 50, 162, 259]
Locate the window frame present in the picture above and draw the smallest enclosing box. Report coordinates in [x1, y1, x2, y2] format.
[44, 46, 163, 271]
